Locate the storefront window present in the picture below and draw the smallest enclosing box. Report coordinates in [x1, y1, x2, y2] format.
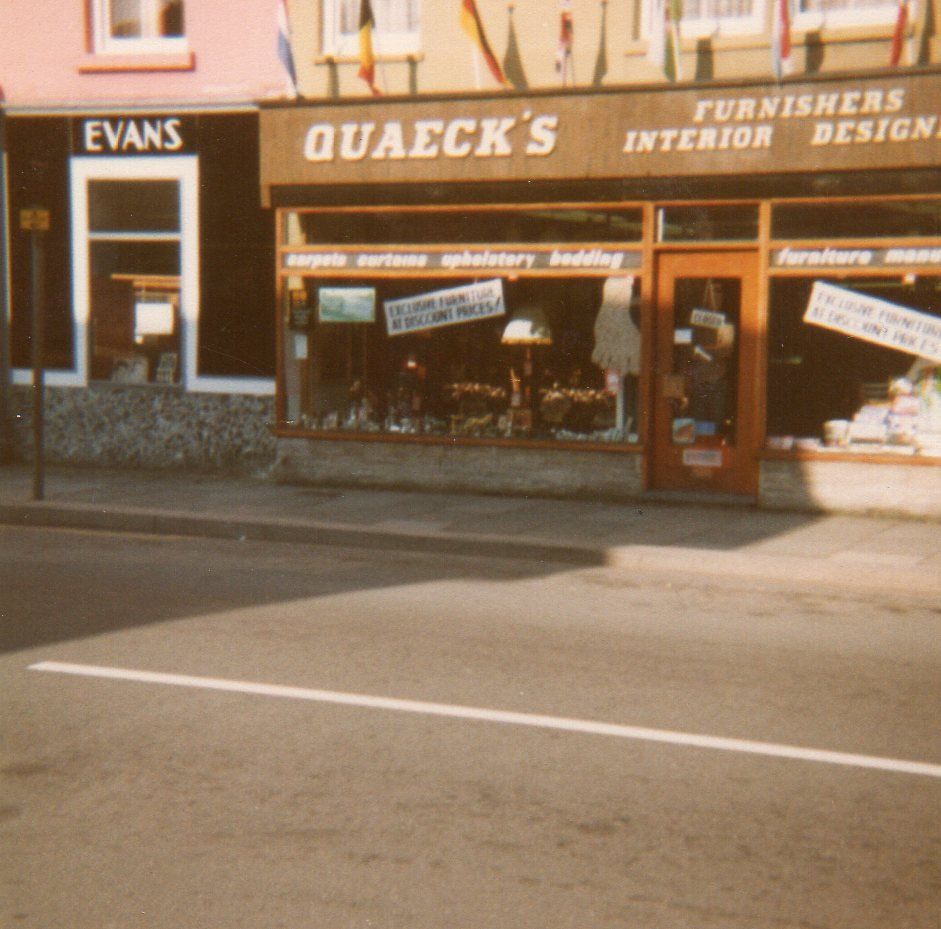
[657, 205, 759, 242]
[766, 276, 941, 457]
[71, 158, 197, 389]
[285, 208, 644, 246]
[772, 200, 941, 240]
[87, 180, 181, 384]
[281, 273, 642, 445]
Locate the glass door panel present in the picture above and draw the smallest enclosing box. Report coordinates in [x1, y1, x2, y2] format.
[652, 251, 760, 496]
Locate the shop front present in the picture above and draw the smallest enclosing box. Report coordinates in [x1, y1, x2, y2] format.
[5, 109, 277, 471]
[260, 70, 941, 516]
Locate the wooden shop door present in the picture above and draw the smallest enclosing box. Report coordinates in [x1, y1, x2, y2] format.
[651, 250, 761, 497]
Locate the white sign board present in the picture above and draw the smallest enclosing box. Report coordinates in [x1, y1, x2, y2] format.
[690, 308, 725, 329]
[384, 279, 505, 337]
[682, 448, 724, 468]
[134, 301, 174, 339]
[804, 282, 941, 364]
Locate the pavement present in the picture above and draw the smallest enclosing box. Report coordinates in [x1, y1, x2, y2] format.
[0, 463, 939, 597]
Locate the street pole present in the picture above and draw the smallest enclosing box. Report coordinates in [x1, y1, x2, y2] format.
[0, 107, 13, 465]
[21, 207, 49, 500]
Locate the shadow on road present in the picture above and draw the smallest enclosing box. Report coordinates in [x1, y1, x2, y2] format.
[0, 523, 569, 655]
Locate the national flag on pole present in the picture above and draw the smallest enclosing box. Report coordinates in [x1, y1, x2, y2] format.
[502, 4, 529, 90]
[647, 0, 682, 82]
[358, 0, 381, 95]
[771, 0, 793, 82]
[277, 0, 298, 96]
[889, 0, 910, 66]
[591, 0, 609, 86]
[460, 0, 507, 86]
[555, 0, 574, 83]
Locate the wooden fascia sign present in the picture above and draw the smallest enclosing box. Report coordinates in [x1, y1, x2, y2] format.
[260, 73, 941, 190]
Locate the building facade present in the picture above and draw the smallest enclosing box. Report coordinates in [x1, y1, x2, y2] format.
[3, 1, 940, 515]
[262, 0, 941, 516]
[0, 0, 289, 472]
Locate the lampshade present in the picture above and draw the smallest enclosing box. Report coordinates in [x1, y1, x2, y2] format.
[501, 305, 552, 345]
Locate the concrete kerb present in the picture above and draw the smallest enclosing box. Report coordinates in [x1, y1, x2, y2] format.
[1, 500, 938, 597]
[0, 502, 606, 568]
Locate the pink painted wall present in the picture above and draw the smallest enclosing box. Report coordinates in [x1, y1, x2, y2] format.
[0, 0, 290, 107]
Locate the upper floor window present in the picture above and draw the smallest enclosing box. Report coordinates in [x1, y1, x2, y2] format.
[645, 0, 763, 40]
[322, 0, 421, 56]
[795, 0, 909, 27]
[92, 0, 187, 55]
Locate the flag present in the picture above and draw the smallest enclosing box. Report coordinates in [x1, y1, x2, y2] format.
[277, 0, 298, 96]
[591, 0, 609, 86]
[460, 0, 507, 86]
[771, 0, 793, 81]
[502, 5, 529, 90]
[555, 0, 574, 84]
[889, 0, 910, 66]
[647, 0, 682, 82]
[358, 0, 381, 95]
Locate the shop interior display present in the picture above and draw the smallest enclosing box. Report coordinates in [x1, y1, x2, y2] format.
[592, 275, 640, 435]
[91, 276, 181, 385]
[766, 276, 941, 456]
[285, 275, 640, 444]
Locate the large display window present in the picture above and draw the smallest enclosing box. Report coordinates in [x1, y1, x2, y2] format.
[70, 156, 198, 389]
[766, 195, 941, 460]
[278, 207, 644, 446]
[766, 275, 941, 458]
[87, 179, 182, 385]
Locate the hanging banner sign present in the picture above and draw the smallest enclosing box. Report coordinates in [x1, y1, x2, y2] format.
[384, 279, 505, 336]
[803, 282, 941, 363]
[283, 246, 641, 275]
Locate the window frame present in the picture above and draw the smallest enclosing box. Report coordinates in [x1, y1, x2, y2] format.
[792, 0, 914, 31]
[642, 0, 765, 41]
[90, 0, 188, 57]
[321, 0, 421, 58]
[70, 156, 198, 389]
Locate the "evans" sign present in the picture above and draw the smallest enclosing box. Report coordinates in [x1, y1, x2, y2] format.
[75, 117, 194, 155]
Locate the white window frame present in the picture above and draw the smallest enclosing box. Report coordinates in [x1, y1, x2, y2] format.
[322, 0, 421, 57]
[643, 0, 764, 40]
[14, 156, 272, 395]
[792, 0, 913, 31]
[91, 0, 189, 56]
[68, 157, 197, 390]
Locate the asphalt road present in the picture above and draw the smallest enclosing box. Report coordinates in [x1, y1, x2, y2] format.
[1, 524, 939, 929]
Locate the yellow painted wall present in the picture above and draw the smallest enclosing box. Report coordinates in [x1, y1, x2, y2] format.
[285, 0, 940, 99]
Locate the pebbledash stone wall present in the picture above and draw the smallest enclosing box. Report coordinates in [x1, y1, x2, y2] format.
[12, 385, 276, 474]
[759, 458, 941, 519]
[274, 435, 646, 500]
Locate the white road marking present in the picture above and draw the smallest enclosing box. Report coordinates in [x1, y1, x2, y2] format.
[29, 660, 941, 779]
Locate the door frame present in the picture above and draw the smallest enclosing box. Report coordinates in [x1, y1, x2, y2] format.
[649, 248, 762, 497]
